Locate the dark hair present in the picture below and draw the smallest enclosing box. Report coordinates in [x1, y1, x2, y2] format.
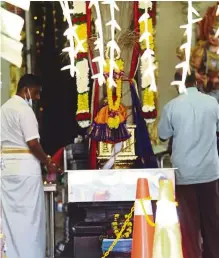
[174, 71, 196, 86]
[17, 74, 41, 92]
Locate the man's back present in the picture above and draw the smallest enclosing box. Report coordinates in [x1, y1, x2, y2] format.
[1, 95, 39, 149]
[159, 87, 219, 184]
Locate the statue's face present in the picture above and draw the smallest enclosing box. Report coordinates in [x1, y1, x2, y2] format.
[208, 27, 219, 46]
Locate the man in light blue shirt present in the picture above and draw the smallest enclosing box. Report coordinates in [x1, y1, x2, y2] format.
[158, 71, 219, 258]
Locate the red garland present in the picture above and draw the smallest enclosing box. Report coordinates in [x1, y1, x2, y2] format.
[76, 112, 91, 121]
[72, 15, 87, 24]
[77, 52, 88, 60]
[141, 110, 157, 119]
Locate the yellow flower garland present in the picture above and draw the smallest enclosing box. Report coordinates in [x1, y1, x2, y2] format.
[107, 79, 122, 129]
[143, 87, 155, 108]
[75, 23, 88, 52]
[107, 79, 122, 111]
[104, 58, 124, 129]
[104, 58, 124, 74]
[112, 213, 133, 239]
[77, 92, 89, 114]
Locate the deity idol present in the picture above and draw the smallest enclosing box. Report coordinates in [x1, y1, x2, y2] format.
[192, 4, 219, 95]
[177, 3, 219, 97]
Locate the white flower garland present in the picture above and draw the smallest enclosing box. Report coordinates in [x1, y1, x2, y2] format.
[74, 1, 86, 14]
[139, 1, 156, 124]
[103, 0, 121, 88]
[89, 1, 106, 86]
[139, 0, 157, 92]
[74, 2, 90, 128]
[76, 59, 89, 94]
[60, 1, 90, 128]
[78, 120, 90, 128]
[171, 0, 202, 93]
[60, 0, 85, 77]
[140, 57, 155, 89]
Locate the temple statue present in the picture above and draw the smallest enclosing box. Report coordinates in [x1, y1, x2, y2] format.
[178, 3, 219, 94]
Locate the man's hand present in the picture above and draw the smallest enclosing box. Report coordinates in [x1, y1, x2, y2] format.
[27, 139, 63, 174]
[45, 157, 63, 174]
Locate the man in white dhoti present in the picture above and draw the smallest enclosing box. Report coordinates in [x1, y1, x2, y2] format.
[0, 74, 61, 258]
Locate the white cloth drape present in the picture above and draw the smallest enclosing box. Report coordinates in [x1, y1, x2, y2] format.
[1, 153, 46, 258]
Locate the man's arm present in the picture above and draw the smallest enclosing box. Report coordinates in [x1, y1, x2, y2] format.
[27, 139, 49, 165]
[158, 106, 173, 141]
[20, 108, 60, 170]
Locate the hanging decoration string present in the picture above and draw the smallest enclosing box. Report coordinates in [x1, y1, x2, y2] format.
[139, 0, 157, 92]
[60, 0, 85, 77]
[89, 1, 106, 86]
[171, 0, 202, 94]
[74, 1, 91, 128]
[138, 1, 157, 124]
[103, 0, 121, 88]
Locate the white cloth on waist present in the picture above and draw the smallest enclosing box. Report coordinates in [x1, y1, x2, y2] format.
[1, 153, 46, 258]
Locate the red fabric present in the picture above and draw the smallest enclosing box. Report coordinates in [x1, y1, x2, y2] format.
[86, 1, 99, 169]
[52, 147, 64, 167]
[46, 147, 64, 182]
[129, 1, 140, 81]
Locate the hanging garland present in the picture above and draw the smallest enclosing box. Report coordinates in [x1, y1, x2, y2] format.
[73, 2, 91, 128]
[104, 58, 124, 129]
[88, 57, 131, 144]
[138, 2, 157, 124]
[111, 213, 133, 239]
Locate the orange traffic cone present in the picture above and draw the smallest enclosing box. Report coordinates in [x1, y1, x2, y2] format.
[131, 178, 155, 258]
[152, 180, 183, 258]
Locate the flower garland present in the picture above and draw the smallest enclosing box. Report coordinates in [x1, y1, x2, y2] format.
[138, 1, 157, 124]
[111, 213, 133, 239]
[74, 2, 91, 128]
[103, 0, 121, 88]
[88, 1, 105, 86]
[104, 58, 124, 129]
[171, 0, 202, 94]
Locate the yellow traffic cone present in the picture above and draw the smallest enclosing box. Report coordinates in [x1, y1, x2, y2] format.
[152, 180, 183, 258]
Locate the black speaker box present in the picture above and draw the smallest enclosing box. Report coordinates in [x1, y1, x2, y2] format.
[72, 236, 102, 258]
